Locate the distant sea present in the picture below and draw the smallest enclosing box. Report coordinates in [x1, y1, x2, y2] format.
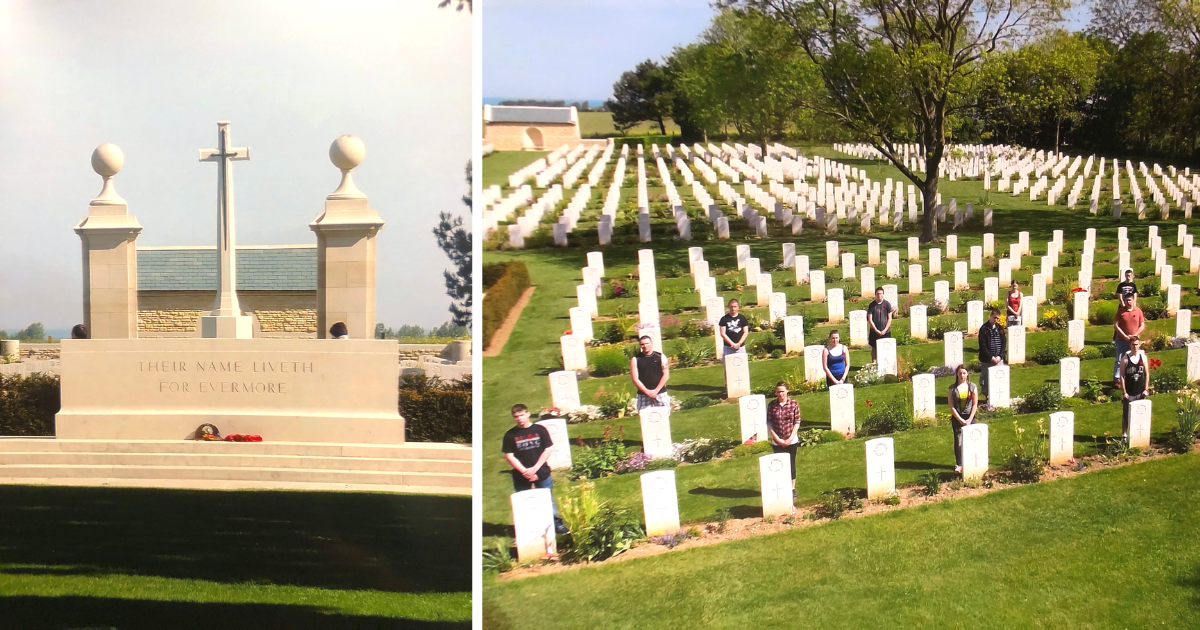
[483, 97, 606, 108]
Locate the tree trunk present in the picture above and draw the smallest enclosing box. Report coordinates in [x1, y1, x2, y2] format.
[920, 176, 939, 243]
[657, 118, 667, 136]
[1055, 118, 1061, 156]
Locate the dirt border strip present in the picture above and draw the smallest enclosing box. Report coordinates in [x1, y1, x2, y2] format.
[484, 286, 537, 357]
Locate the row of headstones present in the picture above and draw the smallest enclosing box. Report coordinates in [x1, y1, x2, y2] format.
[560, 226, 1195, 375]
[512, 403, 1157, 562]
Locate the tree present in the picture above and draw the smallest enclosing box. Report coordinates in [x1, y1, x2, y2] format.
[606, 60, 674, 134]
[703, 10, 819, 148]
[1087, 0, 1154, 44]
[434, 161, 472, 328]
[738, 0, 1065, 242]
[993, 32, 1105, 154]
[17, 323, 44, 342]
[668, 42, 729, 141]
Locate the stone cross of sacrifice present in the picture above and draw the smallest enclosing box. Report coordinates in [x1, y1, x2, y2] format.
[199, 121, 250, 318]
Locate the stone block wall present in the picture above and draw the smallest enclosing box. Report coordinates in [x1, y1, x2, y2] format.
[138, 309, 202, 333]
[255, 308, 317, 333]
[485, 122, 581, 152]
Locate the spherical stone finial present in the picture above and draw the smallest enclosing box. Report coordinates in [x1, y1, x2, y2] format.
[91, 143, 124, 178]
[329, 135, 365, 171]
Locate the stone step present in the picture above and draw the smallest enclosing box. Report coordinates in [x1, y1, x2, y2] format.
[0, 439, 471, 461]
[0, 451, 469, 473]
[0, 464, 472, 490]
[0, 477, 469, 495]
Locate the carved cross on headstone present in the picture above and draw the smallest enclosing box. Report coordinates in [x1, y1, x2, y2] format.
[772, 482, 786, 499]
[876, 466, 888, 482]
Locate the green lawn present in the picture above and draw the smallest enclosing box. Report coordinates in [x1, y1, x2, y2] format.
[0, 486, 471, 627]
[481, 144, 1200, 541]
[484, 452, 1200, 628]
[579, 111, 681, 138]
[482, 150, 548, 190]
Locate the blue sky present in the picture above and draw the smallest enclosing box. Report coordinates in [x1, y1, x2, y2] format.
[0, 0, 471, 331]
[484, 0, 717, 101]
[484, 0, 1092, 102]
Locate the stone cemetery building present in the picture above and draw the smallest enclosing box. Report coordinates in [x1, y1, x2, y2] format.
[0, 123, 469, 495]
[483, 104, 582, 151]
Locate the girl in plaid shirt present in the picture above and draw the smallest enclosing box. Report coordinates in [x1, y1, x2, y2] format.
[767, 381, 802, 497]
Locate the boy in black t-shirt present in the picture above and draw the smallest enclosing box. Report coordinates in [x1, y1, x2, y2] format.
[717, 299, 750, 355]
[502, 403, 568, 534]
[1116, 269, 1138, 307]
[866, 287, 893, 362]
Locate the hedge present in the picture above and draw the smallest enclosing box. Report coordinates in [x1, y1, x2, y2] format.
[400, 374, 471, 443]
[483, 262, 510, 290]
[482, 261, 531, 349]
[0, 373, 59, 436]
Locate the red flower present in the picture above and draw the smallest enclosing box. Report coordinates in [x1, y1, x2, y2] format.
[564, 329, 572, 335]
[743, 436, 757, 445]
[1071, 287, 1085, 293]
[1149, 358, 1163, 370]
[865, 399, 873, 407]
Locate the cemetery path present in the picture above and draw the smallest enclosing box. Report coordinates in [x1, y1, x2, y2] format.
[484, 286, 536, 357]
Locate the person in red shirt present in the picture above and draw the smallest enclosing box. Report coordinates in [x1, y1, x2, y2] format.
[766, 381, 801, 498]
[1112, 300, 1145, 386]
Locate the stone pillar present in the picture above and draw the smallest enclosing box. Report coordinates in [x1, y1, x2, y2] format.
[75, 144, 143, 339]
[310, 135, 385, 340]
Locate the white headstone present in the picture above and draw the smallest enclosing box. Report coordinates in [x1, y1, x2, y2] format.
[1177, 310, 1192, 340]
[989, 365, 1011, 408]
[746, 258, 761, 286]
[877, 338, 897, 376]
[860, 267, 876, 298]
[944, 331, 964, 368]
[841, 252, 856, 279]
[868, 238, 880, 265]
[1060, 357, 1080, 397]
[820, 282, 844, 321]
[908, 264, 923, 294]
[769, 292, 788, 323]
[796, 255, 810, 284]
[639, 406, 674, 459]
[810, 270, 826, 302]
[587, 251, 605, 277]
[1073, 291, 1089, 322]
[736, 244, 750, 269]
[569, 307, 593, 341]
[1128, 399, 1152, 449]
[1187, 342, 1200, 382]
[1068, 320, 1085, 353]
[1048, 411, 1074, 465]
[849, 311, 868, 346]
[886, 250, 900, 278]
[984, 277, 999, 304]
[946, 234, 958, 259]
[1022, 296, 1037, 331]
[640, 471, 681, 536]
[908, 236, 920, 261]
[929, 248, 942, 275]
[1008, 325, 1025, 364]
[865, 437, 896, 499]
[998, 259, 1012, 287]
[783, 243, 796, 268]
[512, 489, 556, 562]
[804, 344, 826, 383]
[983, 233, 995, 258]
[537, 417, 573, 470]
[912, 374, 935, 420]
[724, 352, 752, 398]
[910, 304, 928, 340]
[1168, 284, 1181, 316]
[739, 394, 768, 443]
[757, 273, 773, 306]
[760, 453, 794, 518]
[962, 423, 989, 481]
[560, 334, 589, 372]
[970, 246, 982, 270]
[935, 280, 950, 307]
[967, 301, 984, 332]
[548, 370, 581, 412]
[577, 285, 599, 317]
[829, 384, 856, 438]
[784, 316, 804, 353]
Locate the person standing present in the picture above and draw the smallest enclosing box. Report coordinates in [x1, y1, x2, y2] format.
[822, 329, 850, 387]
[631, 335, 670, 411]
[502, 403, 568, 534]
[1118, 336, 1149, 438]
[947, 365, 978, 475]
[717, 299, 749, 355]
[978, 308, 1006, 401]
[1116, 269, 1138, 307]
[1006, 281, 1024, 327]
[766, 381, 802, 499]
[1113, 297, 1145, 386]
[866, 287, 893, 363]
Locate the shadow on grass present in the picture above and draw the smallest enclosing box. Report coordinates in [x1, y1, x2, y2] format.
[0, 485, 470, 594]
[0, 595, 468, 630]
[895, 460, 955, 471]
[688, 486, 758, 499]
